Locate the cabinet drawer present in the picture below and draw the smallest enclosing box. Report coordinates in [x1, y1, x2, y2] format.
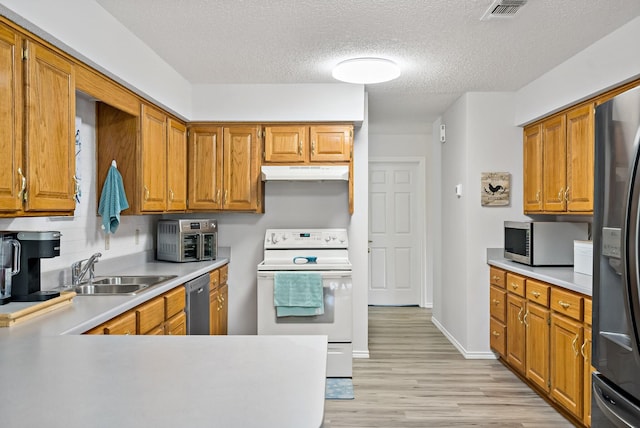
[103, 311, 136, 335]
[490, 285, 507, 323]
[136, 297, 165, 334]
[526, 279, 550, 307]
[220, 264, 228, 284]
[584, 297, 592, 326]
[210, 269, 220, 290]
[164, 286, 186, 319]
[490, 318, 506, 357]
[551, 288, 583, 321]
[147, 325, 165, 335]
[489, 267, 506, 288]
[506, 273, 526, 297]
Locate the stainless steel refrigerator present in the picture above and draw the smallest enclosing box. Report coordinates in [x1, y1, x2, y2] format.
[593, 84, 640, 427]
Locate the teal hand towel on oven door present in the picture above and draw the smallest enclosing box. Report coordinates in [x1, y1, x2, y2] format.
[273, 272, 324, 317]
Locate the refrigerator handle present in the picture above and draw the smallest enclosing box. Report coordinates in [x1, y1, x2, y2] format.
[623, 126, 640, 353]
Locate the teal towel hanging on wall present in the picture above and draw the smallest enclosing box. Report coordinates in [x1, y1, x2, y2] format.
[98, 161, 129, 234]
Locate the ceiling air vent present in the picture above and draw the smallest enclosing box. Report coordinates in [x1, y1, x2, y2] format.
[481, 0, 527, 20]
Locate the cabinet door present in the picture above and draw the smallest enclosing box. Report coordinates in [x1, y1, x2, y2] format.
[223, 126, 261, 211]
[506, 294, 526, 374]
[0, 24, 23, 212]
[309, 125, 352, 162]
[523, 124, 543, 212]
[566, 104, 594, 213]
[209, 287, 220, 335]
[218, 282, 228, 335]
[166, 312, 186, 335]
[24, 40, 76, 212]
[526, 303, 550, 393]
[583, 327, 592, 427]
[550, 313, 583, 419]
[188, 125, 223, 210]
[140, 104, 167, 212]
[542, 115, 567, 212]
[167, 119, 187, 211]
[264, 126, 307, 163]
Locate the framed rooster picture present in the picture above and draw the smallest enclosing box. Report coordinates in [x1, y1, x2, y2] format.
[481, 172, 510, 206]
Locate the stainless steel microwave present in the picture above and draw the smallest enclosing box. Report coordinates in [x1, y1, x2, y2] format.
[157, 219, 217, 262]
[504, 221, 589, 266]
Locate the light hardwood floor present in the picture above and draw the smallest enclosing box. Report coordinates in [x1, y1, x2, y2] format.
[324, 306, 574, 427]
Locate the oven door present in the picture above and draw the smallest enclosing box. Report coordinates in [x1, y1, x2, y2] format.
[257, 271, 352, 342]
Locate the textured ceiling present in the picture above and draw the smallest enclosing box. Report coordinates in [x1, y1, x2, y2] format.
[96, 0, 640, 133]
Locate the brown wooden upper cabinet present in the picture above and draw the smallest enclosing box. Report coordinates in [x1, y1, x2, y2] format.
[263, 125, 353, 163]
[0, 22, 77, 215]
[0, 23, 23, 214]
[188, 125, 263, 212]
[523, 103, 594, 214]
[97, 103, 187, 214]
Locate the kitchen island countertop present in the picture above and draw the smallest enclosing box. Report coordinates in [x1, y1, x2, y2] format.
[0, 334, 327, 428]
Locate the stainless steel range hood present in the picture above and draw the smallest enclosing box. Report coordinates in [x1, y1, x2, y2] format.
[261, 165, 349, 181]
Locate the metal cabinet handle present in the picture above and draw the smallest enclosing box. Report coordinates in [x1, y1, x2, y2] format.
[144, 186, 150, 201]
[169, 189, 174, 201]
[491, 331, 501, 337]
[523, 310, 529, 327]
[224, 189, 228, 206]
[17, 167, 26, 201]
[580, 340, 587, 360]
[492, 299, 501, 306]
[311, 140, 316, 155]
[298, 140, 303, 155]
[558, 187, 565, 201]
[565, 186, 570, 202]
[517, 307, 524, 323]
[531, 291, 541, 298]
[571, 334, 579, 356]
[215, 189, 221, 204]
[536, 190, 540, 202]
[492, 275, 500, 282]
[511, 282, 519, 290]
[558, 300, 571, 309]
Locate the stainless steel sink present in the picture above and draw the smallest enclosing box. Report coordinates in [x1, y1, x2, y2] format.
[72, 275, 177, 295]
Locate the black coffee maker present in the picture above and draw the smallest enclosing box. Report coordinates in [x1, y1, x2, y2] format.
[10, 231, 61, 302]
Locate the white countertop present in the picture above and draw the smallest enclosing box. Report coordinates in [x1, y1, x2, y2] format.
[487, 257, 593, 296]
[0, 257, 230, 338]
[0, 334, 327, 428]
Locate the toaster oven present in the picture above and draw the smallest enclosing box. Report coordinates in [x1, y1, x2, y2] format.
[157, 219, 217, 262]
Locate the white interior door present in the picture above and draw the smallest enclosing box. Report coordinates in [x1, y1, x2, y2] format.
[368, 160, 424, 306]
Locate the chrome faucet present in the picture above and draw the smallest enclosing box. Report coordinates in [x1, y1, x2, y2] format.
[71, 252, 102, 285]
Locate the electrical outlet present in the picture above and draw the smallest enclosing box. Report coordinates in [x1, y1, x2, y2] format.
[135, 229, 140, 245]
[105, 234, 110, 250]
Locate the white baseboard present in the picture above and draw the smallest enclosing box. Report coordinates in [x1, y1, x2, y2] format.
[353, 349, 370, 359]
[431, 316, 497, 360]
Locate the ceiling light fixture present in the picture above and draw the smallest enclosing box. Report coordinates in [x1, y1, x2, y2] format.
[332, 57, 401, 84]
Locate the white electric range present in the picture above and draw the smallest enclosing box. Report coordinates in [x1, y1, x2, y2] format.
[257, 228, 353, 377]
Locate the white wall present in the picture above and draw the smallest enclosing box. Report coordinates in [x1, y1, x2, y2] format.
[191, 84, 365, 123]
[0, 94, 157, 286]
[432, 93, 527, 357]
[0, 0, 192, 118]
[515, 16, 640, 125]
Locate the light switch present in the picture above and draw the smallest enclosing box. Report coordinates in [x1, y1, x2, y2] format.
[455, 184, 462, 198]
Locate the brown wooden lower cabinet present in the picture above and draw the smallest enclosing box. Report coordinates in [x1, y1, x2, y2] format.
[506, 293, 526, 374]
[84, 285, 186, 335]
[488, 266, 592, 427]
[209, 264, 229, 335]
[525, 302, 550, 393]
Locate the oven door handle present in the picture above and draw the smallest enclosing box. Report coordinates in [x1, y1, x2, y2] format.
[293, 256, 317, 264]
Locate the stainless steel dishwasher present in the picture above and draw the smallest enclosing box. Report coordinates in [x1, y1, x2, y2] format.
[185, 273, 210, 335]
